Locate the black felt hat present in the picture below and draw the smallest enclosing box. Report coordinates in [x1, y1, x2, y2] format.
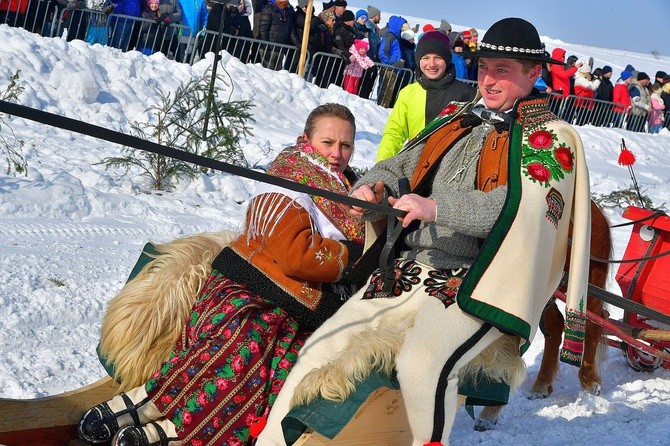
[476, 17, 563, 65]
[340, 9, 355, 21]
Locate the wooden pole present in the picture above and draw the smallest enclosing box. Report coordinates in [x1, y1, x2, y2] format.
[297, 0, 314, 77]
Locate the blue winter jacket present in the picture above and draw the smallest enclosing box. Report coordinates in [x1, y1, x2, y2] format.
[111, 0, 140, 17]
[378, 15, 405, 65]
[178, 0, 209, 36]
[452, 52, 468, 80]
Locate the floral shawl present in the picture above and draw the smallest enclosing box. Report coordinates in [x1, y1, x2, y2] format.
[266, 137, 364, 244]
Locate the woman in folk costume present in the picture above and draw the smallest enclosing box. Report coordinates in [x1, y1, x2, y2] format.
[256, 18, 591, 446]
[78, 104, 365, 446]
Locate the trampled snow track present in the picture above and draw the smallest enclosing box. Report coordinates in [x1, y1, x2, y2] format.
[0, 219, 171, 398]
[0, 220, 150, 241]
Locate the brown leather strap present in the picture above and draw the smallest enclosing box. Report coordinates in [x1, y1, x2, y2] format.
[409, 117, 510, 194]
[476, 130, 510, 192]
[409, 118, 473, 191]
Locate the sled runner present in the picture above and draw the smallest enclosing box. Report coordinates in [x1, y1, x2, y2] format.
[0, 377, 118, 445]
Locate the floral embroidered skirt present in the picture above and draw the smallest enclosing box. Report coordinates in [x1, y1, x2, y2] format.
[145, 271, 309, 446]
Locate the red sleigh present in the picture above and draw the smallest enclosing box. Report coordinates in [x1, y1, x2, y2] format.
[554, 205, 670, 372]
[614, 205, 670, 370]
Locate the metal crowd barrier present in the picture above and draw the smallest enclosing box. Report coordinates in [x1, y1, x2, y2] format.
[52, 8, 193, 57]
[4, 0, 665, 124]
[545, 93, 629, 129]
[192, 30, 309, 72]
[306, 52, 414, 107]
[0, 0, 58, 35]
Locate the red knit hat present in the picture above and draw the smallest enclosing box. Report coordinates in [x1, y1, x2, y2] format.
[423, 23, 435, 32]
[354, 38, 369, 53]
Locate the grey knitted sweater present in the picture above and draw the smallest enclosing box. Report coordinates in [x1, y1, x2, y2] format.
[356, 123, 507, 270]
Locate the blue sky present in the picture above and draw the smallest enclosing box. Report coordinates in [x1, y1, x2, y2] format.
[368, 0, 670, 60]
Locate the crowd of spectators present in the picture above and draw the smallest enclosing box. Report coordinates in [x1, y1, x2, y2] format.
[2, 0, 669, 131]
[535, 47, 670, 133]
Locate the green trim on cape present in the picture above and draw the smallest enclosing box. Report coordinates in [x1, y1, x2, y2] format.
[456, 120, 532, 348]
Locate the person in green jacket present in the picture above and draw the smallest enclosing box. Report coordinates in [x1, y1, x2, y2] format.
[376, 30, 475, 161]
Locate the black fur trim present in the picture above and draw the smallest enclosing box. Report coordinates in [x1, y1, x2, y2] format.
[212, 247, 348, 332]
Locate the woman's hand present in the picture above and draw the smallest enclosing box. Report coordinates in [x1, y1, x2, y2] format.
[388, 194, 436, 227]
[350, 181, 385, 216]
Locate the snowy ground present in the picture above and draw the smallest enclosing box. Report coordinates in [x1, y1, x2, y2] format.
[1, 22, 670, 445]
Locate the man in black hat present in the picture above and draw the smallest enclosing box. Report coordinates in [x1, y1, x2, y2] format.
[257, 17, 591, 446]
[655, 70, 667, 86]
[333, 0, 347, 22]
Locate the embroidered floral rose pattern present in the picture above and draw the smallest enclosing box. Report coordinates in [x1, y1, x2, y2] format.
[147, 273, 307, 445]
[423, 268, 467, 309]
[521, 127, 574, 187]
[439, 103, 459, 117]
[362, 258, 422, 299]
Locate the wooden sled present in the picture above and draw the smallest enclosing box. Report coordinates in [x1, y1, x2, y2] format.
[0, 377, 119, 446]
[291, 388, 413, 446]
[0, 241, 496, 446]
[0, 377, 411, 446]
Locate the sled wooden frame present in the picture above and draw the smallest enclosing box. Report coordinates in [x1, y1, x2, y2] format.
[0, 377, 119, 445]
[0, 378, 414, 446]
[2, 283, 667, 445]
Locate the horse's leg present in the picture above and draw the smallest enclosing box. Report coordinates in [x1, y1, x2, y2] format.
[578, 202, 611, 394]
[529, 300, 564, 398]
[578, 298, 604, 394]
[474, 405, 503, 431]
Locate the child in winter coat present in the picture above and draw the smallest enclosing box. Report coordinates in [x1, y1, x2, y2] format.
[137, 0, 173, 55]
[342, 38, 375, 95]
[648, 83, 665, 133]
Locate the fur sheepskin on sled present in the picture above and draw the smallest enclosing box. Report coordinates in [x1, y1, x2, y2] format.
[99, 229, 525, 404]
[292, 315, 526, 408]
[99, 231, 238, 391]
